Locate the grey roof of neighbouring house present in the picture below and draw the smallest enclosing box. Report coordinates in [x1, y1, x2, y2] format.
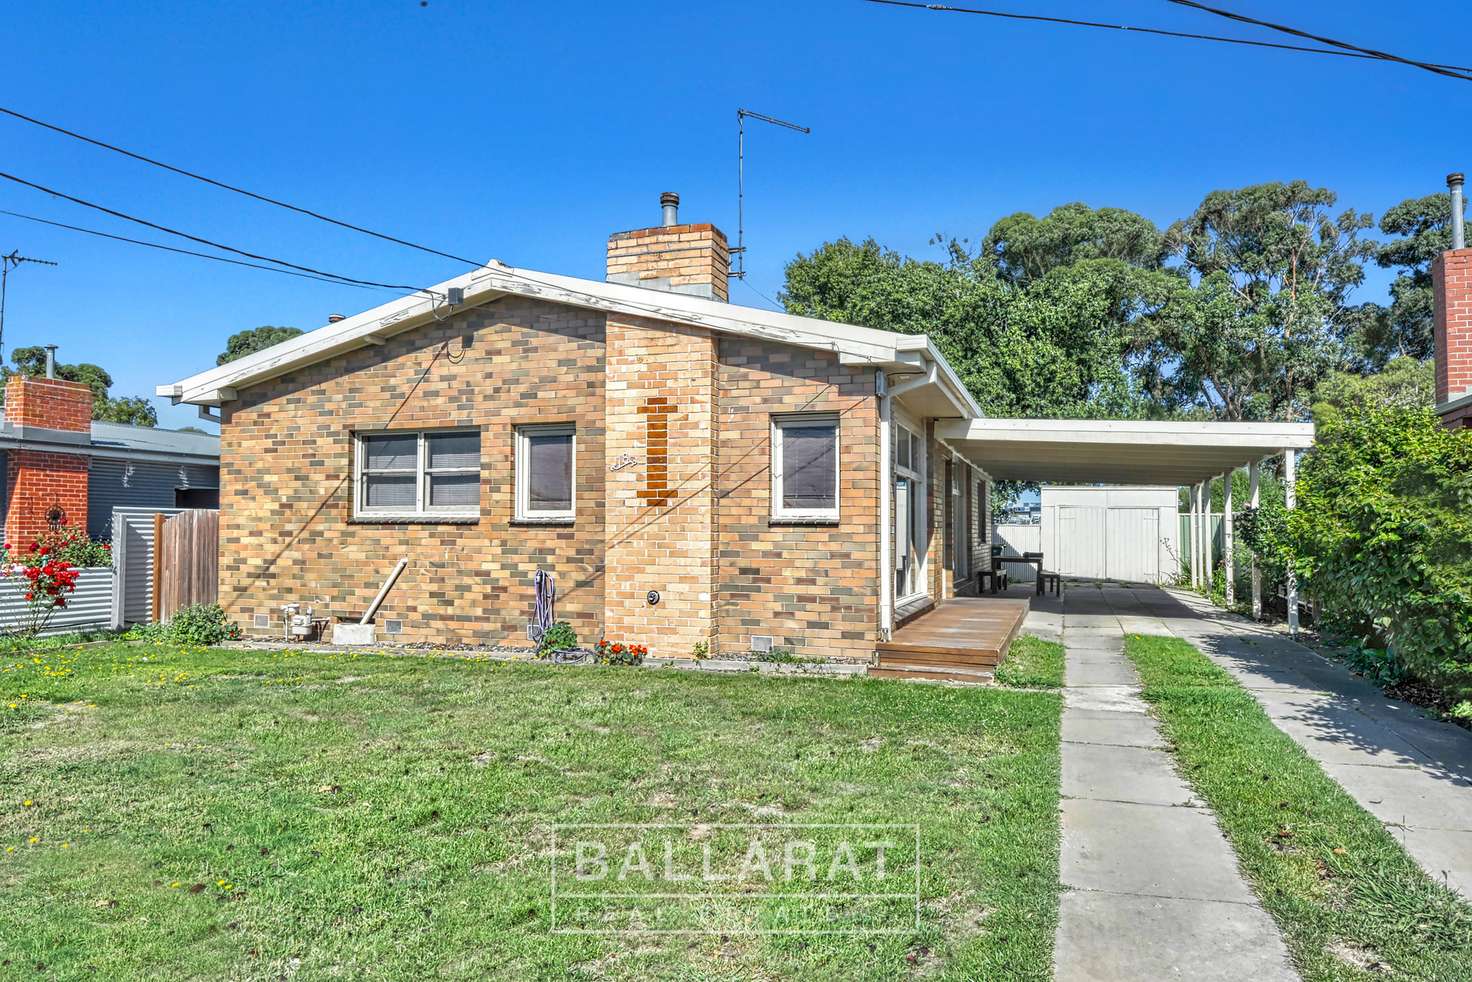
[88, 422, 219, 460]
[0, 420, 219, 466]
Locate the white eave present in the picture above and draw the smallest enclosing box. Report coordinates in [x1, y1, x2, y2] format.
[158, 261, 976, 418]
[936, 418, 1315, 485]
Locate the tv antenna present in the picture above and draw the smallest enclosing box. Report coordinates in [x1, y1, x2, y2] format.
[735, 108, 810, 280]
[0, 251, 59, 364]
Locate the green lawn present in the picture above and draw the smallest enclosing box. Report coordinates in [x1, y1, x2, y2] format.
[1125, 634, 1472, 981]
[0, 643, 1061, 980]
[995, 636, 1065, 689]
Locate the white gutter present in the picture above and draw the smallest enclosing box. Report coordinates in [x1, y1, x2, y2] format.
[878, 363, 938, 640]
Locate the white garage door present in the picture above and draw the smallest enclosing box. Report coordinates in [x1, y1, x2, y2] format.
[1105, 507, 1160, 583]
[1057, 507, 1108, 579]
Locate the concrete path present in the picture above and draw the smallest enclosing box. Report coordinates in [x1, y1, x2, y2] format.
[1028, 585, 1298, 982]
[1155, 587, 1472, 897]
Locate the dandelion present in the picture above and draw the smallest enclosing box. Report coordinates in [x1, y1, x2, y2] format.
[28, 836, 39, 844]
[21, 799, 33, 808]
[5, 846, 13, 853]
[60, 842, 70, 849]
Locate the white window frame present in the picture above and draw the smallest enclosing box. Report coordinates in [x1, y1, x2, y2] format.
[515, 423, 576, 522]
[354, 428, 481, 520]
[771, 413, 841, 522]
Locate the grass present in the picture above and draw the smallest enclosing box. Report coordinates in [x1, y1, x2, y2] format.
[0, 642, 1062, 980]
[1124, 634, 1472, 981]
[995, 636, 1064, 689]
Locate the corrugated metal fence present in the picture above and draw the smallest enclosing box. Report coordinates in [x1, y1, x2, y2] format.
[111, 506, 183, 627]
[0, 568, 114, 636]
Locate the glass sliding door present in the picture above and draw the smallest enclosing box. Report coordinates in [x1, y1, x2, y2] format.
[893, 418, 927, 603]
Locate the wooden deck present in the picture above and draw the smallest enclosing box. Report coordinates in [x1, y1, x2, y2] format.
[870, 597, 1030, 683]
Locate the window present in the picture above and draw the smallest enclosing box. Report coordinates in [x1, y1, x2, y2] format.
[515, 424, 575, 521]
[772, 414, 839, 521]
[356, 429, 480, 519]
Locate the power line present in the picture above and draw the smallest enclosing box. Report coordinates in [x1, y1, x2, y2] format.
[0, 171, 443, 297]
[0, 209, 392, 291]
[863, 0, 1472, 75]
[1167, 0, 1472, 82]
[0, 104, 486, 268]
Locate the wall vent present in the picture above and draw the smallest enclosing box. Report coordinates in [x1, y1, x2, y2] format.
[384, 619, 403, 635]
[253, 613, 270, 629]
[749, 635, 774, 654]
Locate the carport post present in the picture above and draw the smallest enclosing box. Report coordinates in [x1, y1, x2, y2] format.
[1249, 460, 1262, 620]
[1222, 469, 1235, 607]
[1203, 477, 1214, 593]
[1284, 448, 1299, 636]
[1187, 484, 1197, 587]
[1194, 482, 1206, 588]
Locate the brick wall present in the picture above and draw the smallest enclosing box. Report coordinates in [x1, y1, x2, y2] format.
[1433, 248, 1472, 418]
[606, 223, 730, 301]
[602, 314, 717, 653]
[4, 376, 93, 433]
[714, 339, 879, 660]
[218, 297, 606, 646]
[5, 450, 88, 547]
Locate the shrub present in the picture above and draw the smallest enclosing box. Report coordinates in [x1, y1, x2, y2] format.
[537, 621, 578, 658]
[0, 545, 81, 636]
[691, 640, 710, 660]
[129, 604, 241, 646]
[33, 526, 112, 568]
[594, 639, 646, 666]
[1288, 403, 1472, 713]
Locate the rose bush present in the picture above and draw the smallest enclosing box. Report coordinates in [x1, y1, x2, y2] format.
[1, 539, 83, 636]
[594, 639, 647, 666]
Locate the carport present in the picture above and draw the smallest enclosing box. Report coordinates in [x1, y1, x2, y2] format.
[938, 418, 1316, 631]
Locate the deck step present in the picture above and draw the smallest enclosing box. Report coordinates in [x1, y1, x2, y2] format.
[875, 646, 1001, 667]
[868, 662, 995, 683]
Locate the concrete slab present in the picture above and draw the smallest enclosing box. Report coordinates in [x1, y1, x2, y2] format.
[1060, 797, 1256, 903]
[1395, 828, 1472, 897]
[1062, 710, 1167, 749]
[1065, 685, 1150, 714]
[1319, 761, 1472, 831]
[1055, 891, 1297, 982]
[1062, 742, 1196, 806]
[1066, 659, 1140, 687]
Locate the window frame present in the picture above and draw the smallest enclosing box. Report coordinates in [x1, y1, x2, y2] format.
[514, 423, 577, 523]
[353, 428, 481, 521]
[770, 412, 841, 522]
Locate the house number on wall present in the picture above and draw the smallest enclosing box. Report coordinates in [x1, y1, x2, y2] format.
[610, 453, 638, 472]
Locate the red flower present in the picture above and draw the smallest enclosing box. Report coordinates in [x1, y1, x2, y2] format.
[24, 592, 33, 601]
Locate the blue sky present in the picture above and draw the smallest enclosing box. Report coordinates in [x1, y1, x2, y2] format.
[2, 0, 1465, 429]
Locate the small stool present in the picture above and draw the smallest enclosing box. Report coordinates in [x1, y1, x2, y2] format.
[1041, 572, 1061, 596]
[978, 569, 1003, 594]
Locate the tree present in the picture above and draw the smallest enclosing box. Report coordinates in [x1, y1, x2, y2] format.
[1140, 181, 1376, 420]
[981, 202, 1166, 285]
[1312, 356, 1434, 414]
[780, 237, 1155, 419]
[1367, 192, 1462, 364]
[4, 346, 157, 426]
[217, 325, 302, 365]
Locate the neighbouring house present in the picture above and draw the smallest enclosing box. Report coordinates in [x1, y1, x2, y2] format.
[158, 194, 1313, 660]
[1433, 178, 1472, 430]
[1, 369, 219, 546]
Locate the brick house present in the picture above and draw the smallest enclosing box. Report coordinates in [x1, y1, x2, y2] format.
[0, 371, 220, 546]
[158, 196, 995, 659]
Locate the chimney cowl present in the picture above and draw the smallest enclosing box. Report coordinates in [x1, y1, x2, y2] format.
[328, 313, 346, 323]
[1450, 174, 1467, 251]
[660, 192, 680, 227]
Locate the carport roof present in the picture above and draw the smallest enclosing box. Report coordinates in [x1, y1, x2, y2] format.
[936, 418, 1314, 485]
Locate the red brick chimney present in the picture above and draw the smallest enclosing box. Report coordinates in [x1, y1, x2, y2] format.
[606, 192, 730, 301]
[1434, 173, 1472, 430]
[3, 373, 94, 545]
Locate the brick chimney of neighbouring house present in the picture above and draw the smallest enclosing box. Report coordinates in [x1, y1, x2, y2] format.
[606, 192, 730, 301]
[3, 367, 94, 546]
[1433, 173, 1472, 430]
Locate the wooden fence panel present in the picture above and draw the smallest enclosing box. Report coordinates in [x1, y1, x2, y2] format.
[159, 509, 219, 621]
